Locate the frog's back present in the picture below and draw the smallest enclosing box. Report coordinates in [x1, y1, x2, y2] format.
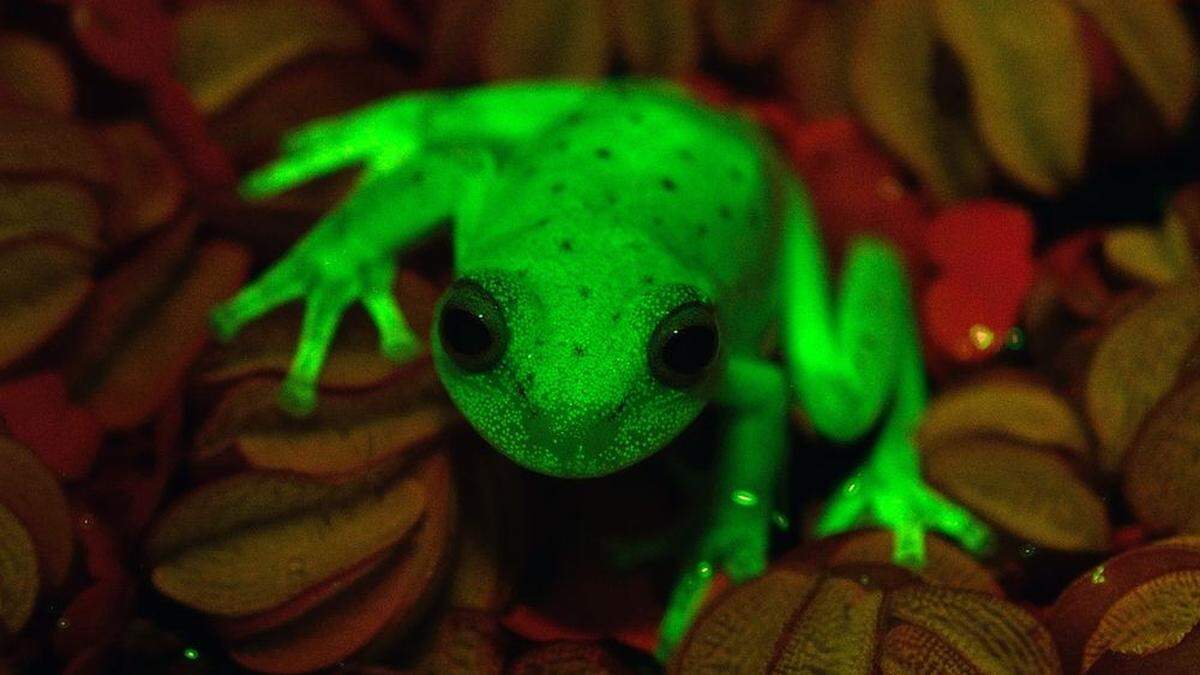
[468, 82, 781, 351]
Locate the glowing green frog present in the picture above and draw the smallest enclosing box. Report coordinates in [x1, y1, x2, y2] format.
[211, 80, 990, 655]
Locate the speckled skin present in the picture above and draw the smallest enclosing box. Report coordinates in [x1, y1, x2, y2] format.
[213, 80, 991, 657]
[441, 84, 780, 478]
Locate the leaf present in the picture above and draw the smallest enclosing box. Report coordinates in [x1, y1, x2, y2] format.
[923, 438, 1110, 551]
[917, 378, 1091, 459]
[886, 585, 1060, 673]
[199, 269, 438, 390]
[1086, 279, 1200, 472]
[483, 0, 609, 80]
[194, 365, 455, 476]
[226, 453, 455, 673]
[670, 567, 818, 673]
[611, 0, 699, 76]
[0, 372, 102, 481]
[705, 0, 795, 65]
[934, 0, 1089, 195]
[770, 576, 883, 672]
[510, 642, 633, 675]
[1075, 0, 1199, 130]
[174, 0, 371, 113]
[0, 180, 102, 249]
[1083, 571, 1200, 671]
[1124, 377, 1200, 534]
[809, 530, 1001, 596]
[99, 123, 186, 245]
[850, 0, 987, 201]
[780, 3, 862, 120]
[150, 469, 426, 616]
[0, 437, 75, 590]
[0, 242, 93, 370]
[1049, 536, 1200, 673]
[1104, 219, 1196, 287]
[0, 108, 110, 185]
[414, 609, 507, 675]
[0, 32, 75, 115]
[672, 564, 1058, 673]
[0, 503, 38, 634]
[69, 226, 251, 430]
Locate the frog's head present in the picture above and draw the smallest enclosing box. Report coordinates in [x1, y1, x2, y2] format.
[431, 232, 722, 478]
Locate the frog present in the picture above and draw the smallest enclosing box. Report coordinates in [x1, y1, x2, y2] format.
[209, 79, 991, 656]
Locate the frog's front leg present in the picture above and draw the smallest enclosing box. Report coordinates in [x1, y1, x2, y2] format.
[659, 356, 786, 658]
[782, 176, 991, 565]
[212, 149, 492, 415]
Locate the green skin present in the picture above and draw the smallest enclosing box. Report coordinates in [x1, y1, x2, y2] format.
[211, 80, 991, 657]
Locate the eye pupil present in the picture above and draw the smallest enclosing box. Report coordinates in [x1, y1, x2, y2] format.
[663, 325, 717, 374]
[650, 301, 719, 387]
[441, 307, 493, 356]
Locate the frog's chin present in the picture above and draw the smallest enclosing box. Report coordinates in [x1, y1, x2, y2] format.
[493, 440, 651, 479]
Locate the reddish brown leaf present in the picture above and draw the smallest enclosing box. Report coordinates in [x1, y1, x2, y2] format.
[1124, 376, 1200, 534]
[483, 0, 609, 80]
[69, 223, 251, 430]
[1086, 279, 1200, 473]
[611, 0, 699, 76]
[672, 564, 1058, 673]
[0, 32, 75, 115]
[0, 108, 110, 185]
[706, 0, 795, 65]
[174, 0, 371, 113]
[0, 180, 102, 250]
[0, 241, 93, 370]
[99, 123, 186, 245]
[193, 363, 454, 476]
[0, 372, 102, 481]
[924, 438, 1110, 551]
[1050, 536, 1200, 673]
[0, 436, 74, 588]
[510, 641, 634, 675]
[918, 377, 1091, 460]
[0, 503, 38, 634]
[227, 452, 455, 673]
[150, 466, 427, 616]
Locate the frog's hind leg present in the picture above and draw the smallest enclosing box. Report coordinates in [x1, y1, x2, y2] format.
[779, 176, 991, 566]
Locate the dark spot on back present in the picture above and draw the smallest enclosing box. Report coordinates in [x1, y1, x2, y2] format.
[661, 178, 677, 192]
[516, 382, 528, 399]
[554, 139, 569, 152]
[579, 286, 592, 299]
[551, 182, 565, 195]
[410, 170, 425, 184]
[642, 275, 655, 285]
[559, 239, 574, 252]
[697, 224, 709, 237]
[652, 216, 664, 227]
[595, 147, 611, 160]
[719, 205, 733, 220]
[572, 344, 586, 358]
[534, 216, 551, 228]
[678, 149, 695, 162]
[565, 111, 584, 125]
[729, 167, 745, 182]
[605, 191, 618, 206]
[629, 111, 644, 124]
[611, 311, 622, 323]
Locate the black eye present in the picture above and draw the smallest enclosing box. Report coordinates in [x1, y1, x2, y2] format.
[650, 302, 720, 388]
[438, 280, 509, 372]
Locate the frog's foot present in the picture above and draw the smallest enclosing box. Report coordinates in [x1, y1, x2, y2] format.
[657, 502, 769, 661]
[211, 244, 419, 416]
[815, 462, 992, 567]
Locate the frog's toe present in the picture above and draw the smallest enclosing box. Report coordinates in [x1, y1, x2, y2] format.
[920, 488, 993, 555]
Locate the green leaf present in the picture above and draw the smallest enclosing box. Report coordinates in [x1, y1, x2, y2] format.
[934, 0, 1089, 195]
[1075, 0, 1199, 130]
[851, 0, 988, 201]
[483, 0, 609, 80]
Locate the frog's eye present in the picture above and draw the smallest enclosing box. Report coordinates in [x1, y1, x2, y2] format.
[649, 302, 720, 388]
[438, 280, 509, 372]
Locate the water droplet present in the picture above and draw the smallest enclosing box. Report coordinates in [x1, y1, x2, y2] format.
[56, 617, 70, 630]
[695, 561, 714, 578]
[78, 514, 95, 530]
[731, 490, 759, 507]
[286, 556, 307, 578]
[182, 647, 200, 661]
[1019, 543, 1037, 558]
[1091, 565, 1107, 584]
